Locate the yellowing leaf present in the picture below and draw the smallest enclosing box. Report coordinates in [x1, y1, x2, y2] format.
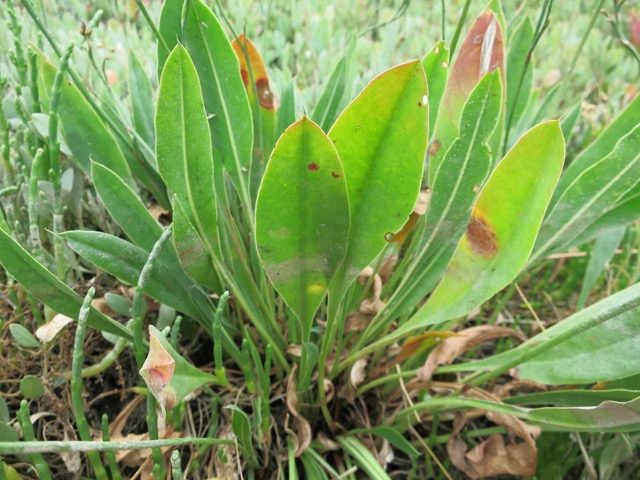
[140, 327, 176, 412]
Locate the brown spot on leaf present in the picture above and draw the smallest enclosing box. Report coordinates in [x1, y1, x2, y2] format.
[429, 139, 441, 156]
[256, 77, 276, 110]
[331, 171, 340, 178]
[307, 163, 319, 171]
[467, 214, 498, 256]
[240, 68, 249, 87]
[418, 101, 422, 107]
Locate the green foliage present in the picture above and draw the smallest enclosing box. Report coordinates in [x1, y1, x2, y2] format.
[1, 0, 640, 478]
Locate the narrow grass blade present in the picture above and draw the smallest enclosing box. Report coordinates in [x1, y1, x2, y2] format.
[128, 52, 155, 148]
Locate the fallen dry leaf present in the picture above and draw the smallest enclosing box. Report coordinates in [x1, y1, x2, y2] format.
[286, 366, 312, 457]
[447, 388, 540, 479]
[337, 358, 368, 403]
[492, 379, 547, 399]
[418, 325, 527, 382]
[35, 313, 74, 343]
[139, 327, 176, 415]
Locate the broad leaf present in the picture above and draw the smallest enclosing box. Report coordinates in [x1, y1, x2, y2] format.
[183, 0, 253, 200]
[394, 121, 564, 339]
[386, 71, 502, 320]
[329, 60, 428, 295]
[0, 229, 132, 340]
[448, 282, 640, 385]
[156, 44, 218, 255]
[429, 9, 505, 185]
[256, 117, 350, 339]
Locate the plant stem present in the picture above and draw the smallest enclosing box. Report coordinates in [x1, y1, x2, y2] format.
[0, 437, 234, 455]
[71, 288, 109, 480]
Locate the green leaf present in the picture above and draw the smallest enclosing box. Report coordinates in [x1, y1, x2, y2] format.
[533, 125, 640, 260]
[61, 231, 200, 320]
[0, 398, 9, 423]
[156, 44, 218, 256]
[503, 389, 640, 407]
[226, 405, 259, 468]
[505, 17, 534, 137]
[311, 37, 355, 132]
[551, 94, 640, 210]
[451, 282, 640, 384]
[19, 375, 44, 399]
[337, 436, 392, 479]
[0, 423, 18, 443]
[172, 196, 220, 291]
[298, 342, 319, 392]
[183, 0, 253, 200]
[0, 229, 132, 340]
[351, 426, 420, 458]
[422, 41, 449, 139]
[256, 117, 349, 339]
[92, 162, 162, 252]
[149, 326, 217, 404]
[157, 0, 184, 79]
[329, 60, 428, 294]
[394, 121, 564, 338]
[128, 52, 155, 148]
[37, 56, 133, 184]
[429, 10, 505, 185]
[576, 227, 625, 310]
[9, 324, 40, 349]
[276, 79, 297, 140]
[386, 71, 502, 320]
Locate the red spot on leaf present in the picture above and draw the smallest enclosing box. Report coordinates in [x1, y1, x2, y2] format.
[240, 69, 249, 87]
[429, 140, 441, 156]
[331, 171, 340, 178]
[256, 77, 276, 110]
[307, 163, 319, 171]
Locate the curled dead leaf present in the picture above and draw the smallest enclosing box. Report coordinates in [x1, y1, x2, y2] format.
[286, 366, 312, 457]
[492, 379, 547, 399]
[447, 388, 540, 479]
[139, 327, 176, 414]
[338, 358, 368, 403]
[35, 313, 74, 343]
[418, 325, 527, 382]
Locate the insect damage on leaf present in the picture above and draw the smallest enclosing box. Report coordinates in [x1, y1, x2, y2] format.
[466, 210, 498, 256]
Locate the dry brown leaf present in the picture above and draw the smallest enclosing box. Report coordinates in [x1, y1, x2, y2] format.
[492, 379, 547, 399]
[337, 358, 368, 403]
[418, 325, 527, 381]
[447, 388, 540, 479]
[35, 314, 74, 343]
[148, 204, 170, 222]
[139, 327, 176, 415]
[286, 345, 302, 357]
[317, 432, 340, 451]
[286, 366, 312, 457]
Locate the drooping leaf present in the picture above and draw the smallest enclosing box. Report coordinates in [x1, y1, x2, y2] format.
[156, 44, 218, 256]
[449, 282, 640, 385]
[429, 9, 505, 185]
[422, 40, 449, 140]
[385, 71, 502, 320]
[61, 231, 201, 320]
[128, 52, 155, 148]
[328, 60, 428, 295]
[37, 55, 133, 184]
[0, 230, 132, 340]
[393, 121, 564, 339]
[533, 125, 640, 260]
[183, 0, 253, 200]
[351, 426, 420, 458]
[503, 389, 640, 408]
[256, 117, 350, 339]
